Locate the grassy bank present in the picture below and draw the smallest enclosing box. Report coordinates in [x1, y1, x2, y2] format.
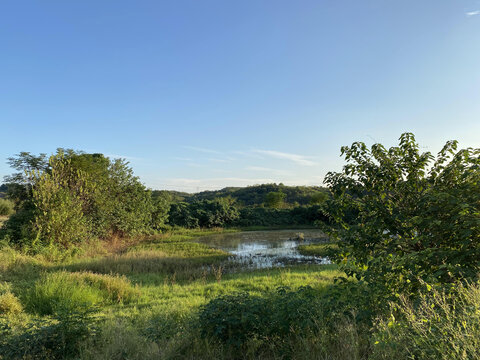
[0, 228, 343, 359]
[298, 242, 339, 257]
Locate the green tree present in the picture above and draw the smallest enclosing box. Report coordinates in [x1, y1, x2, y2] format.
[3, 152, 49, 206]
[31, 154, 90, 246]
[309, 191, 329, 205]
[324, 133, 480, 295]
[151, 191, 172, 230]
[265, 191, 286, 209]
[2, 150, 154, 247]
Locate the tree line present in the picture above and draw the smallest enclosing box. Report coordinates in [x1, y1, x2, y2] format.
[0, 151, 329, 248]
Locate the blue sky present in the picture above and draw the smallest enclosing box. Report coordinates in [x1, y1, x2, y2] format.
[1, 1, 479, 192]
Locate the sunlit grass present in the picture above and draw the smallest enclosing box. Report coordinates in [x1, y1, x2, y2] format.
[298, 242, 339, 257]
[0, 228, 343, 360]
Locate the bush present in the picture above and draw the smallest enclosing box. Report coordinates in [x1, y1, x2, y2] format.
[0, 292, 23, 315]
[0, 199, 14, 216]
[199, 292, 270, 346]
[198, 286, 324, 347]
[198, 285, 373, 358]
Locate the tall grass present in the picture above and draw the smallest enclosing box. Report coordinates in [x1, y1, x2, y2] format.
[372, 281, 480, 360]
[25, 271, 139, 315]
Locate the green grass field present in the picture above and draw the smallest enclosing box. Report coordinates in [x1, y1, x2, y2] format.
[0, 229, 342, 359]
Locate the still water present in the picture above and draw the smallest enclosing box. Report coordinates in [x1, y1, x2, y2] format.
[197, 229, 330, 270]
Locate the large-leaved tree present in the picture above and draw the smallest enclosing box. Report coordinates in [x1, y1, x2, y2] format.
[325, 133, 480, 295]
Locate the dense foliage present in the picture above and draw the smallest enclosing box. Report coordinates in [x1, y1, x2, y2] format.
[199, 286, 324, 347]
[1, 151, 330, 245]
[264, 191, 286, 208]
[1, 150, 155, 247]
[324, 133, 480, 295]
[168, 198, 240, 228]
[0, 199, 14, 216]
[162, 183, 329, 207]
[234, 206, 327, 227]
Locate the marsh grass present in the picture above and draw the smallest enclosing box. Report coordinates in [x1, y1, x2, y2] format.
[25, 271, 139, 315]
[0, 228, 350, 360]
[298, 242, 339, 258]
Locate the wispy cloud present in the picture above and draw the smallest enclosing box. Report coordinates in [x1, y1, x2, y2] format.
[466, 10, 480, 16]
[232, 150, 265, 160]
[183, 146, 220, 154]
[173, 157, 193, 162]
[246, 166, 290, 175]
[252, 150, 317, 166]
[104, 154, 144, 161]
[208, 158, 231, 163]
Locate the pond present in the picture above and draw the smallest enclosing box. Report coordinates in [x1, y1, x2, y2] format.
[196, 229, 331, 270]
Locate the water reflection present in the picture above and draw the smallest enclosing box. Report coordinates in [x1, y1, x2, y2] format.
[197, 229, 331, 270]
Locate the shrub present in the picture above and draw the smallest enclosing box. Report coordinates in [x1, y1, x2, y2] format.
[0, 198, 14, 216]
[0, 292, 23, 315]
[197, 285, 372, 358]
[199, 292, 270, 347]
[198, 286, 324, 347]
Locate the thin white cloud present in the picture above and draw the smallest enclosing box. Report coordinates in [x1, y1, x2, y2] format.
[246, 166, 290, 176]
[208, 158, 231, 163]
[252, 149, 317, 166]
[466, 10, 480, 16]
[232, 150, 265, 160]
[186, 163, 203, 168]
[167, 178, 202, 184]
[104, 154, 143, 161]
[183, 146, 220, 154]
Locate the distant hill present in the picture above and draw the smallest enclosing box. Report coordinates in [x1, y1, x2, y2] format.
[153, 184, 329, 207]
[151, 189, 191, 203]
